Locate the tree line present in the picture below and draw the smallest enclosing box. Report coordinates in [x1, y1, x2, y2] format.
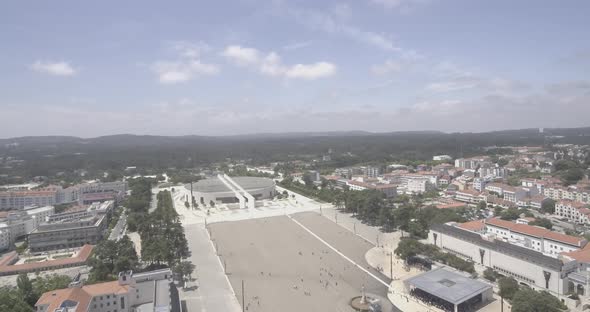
[139, 190, 192, 281]
[0, 274, 72, 312]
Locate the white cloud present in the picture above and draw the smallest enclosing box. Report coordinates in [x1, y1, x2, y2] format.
[223, 45, 336, 80]
[222, 45, 260, 65]
[151, 60, 219, 84]
[371, 60, 402, 75]
[285, 62, 337, 80]
[151, 42, 219, 84]
[29, 61, 77, 76]
[426, 81, 478, 92]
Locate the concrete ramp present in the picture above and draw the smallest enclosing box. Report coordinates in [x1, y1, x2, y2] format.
[217, 174, 245, 208]
[223, 174, 256, 209]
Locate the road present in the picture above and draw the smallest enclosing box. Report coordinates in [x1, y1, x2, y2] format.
[108, 209, 127, 241]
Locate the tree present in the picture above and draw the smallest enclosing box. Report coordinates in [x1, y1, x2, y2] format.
[174, 261, 196, 287]
[511, 288, 567, 312]
[32, 274, 71, 297]
[541, 198, 556, 214]
[16, 274, 35, 306]
[499, 277, 519, 300]
[497, 158, 509, 167]
[507, 176, 520, 186]
[115, 235, 139, 273]
[0, 287, 33, 312]
[483, 268, 497, 282]
[500, 208, 520, 221]
[302, 173, 314, 188]
[529, 218, 553, 230]
[561, 168, 584, 186]
[407, 221, 426, 238]
[282, 190, 288, 197]
[477, 200, 487, 210]
[394, 239, 423, 261]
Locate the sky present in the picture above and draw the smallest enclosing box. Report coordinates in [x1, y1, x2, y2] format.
[1, 0, 589, 138]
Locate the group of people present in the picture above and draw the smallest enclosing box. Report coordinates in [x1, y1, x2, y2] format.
[409, 288, 478, 312]
[409, 288, 455, 312]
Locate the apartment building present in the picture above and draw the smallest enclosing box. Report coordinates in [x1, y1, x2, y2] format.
[406, 177, 433, 194]
[0, 181, 127, 210]
[555, 200, 590, 224]
[544, 185, 590, 204]
[0, 205, 55, 251]
[0, 190, 57, 210]
[35, 269, 178, 312]
[454, 157, 492, 170]
[0, 226, 10, 251]
[27, 201, 113, 252]
[454, 189, 485, 204]
[479, 165, 506, 178]
[346, 180, 397, 198]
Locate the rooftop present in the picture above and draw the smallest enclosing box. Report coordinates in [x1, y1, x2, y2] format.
[485, 218, 586, 247]
[36, 280, 128, 312]
[458, 220, 486, 232]
[432, 223, 563, 271]
[187, 176, 275, 193]
[0, 244, 93, 275]
[405, 267, 492, 305]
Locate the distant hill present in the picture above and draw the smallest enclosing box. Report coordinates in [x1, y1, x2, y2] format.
[0, 127, 588, 178]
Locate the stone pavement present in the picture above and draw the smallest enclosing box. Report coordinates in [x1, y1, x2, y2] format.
[181, 223, 242, 312]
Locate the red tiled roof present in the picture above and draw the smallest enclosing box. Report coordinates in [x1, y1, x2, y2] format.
[544, 231, 586, 247]
[511, 224, 550, 238]
[458, 220, 486, 232]
[36, 280, 129, 312]
[486, 218, 585, 247]
[0, 244, 93, 275]
[485, 218, 516, 230]
[456, 189, 481, 196]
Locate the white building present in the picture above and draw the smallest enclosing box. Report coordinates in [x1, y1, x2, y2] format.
[545, 185, 590, 204]
[36, 268, 178, 312]
[0, 181, 127, 210]
[454, 157, 492, 170]
[406, 178, 433, 194]
[455, 190, 485, 204]
[430, 223, 574, 296]
[556, 200, 590, 224]
[24, 205, 54, 230]
[0, 225, 11, 251]
[433, 155, 452, 161]
[365, 166, 381, 178]
[479, 166, 506, 178]
[485, 218, 586, 256]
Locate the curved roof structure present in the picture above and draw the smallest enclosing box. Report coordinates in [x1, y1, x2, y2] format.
[187, 176, 275, 193]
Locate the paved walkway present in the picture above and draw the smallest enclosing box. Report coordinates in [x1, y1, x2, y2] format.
[182, 223, 242, 312]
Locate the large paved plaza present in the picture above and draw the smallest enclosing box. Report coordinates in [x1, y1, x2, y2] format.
[209, 212, 397, 312]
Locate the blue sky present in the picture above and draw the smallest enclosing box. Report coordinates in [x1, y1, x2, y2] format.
[1, 0, 589, 137]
